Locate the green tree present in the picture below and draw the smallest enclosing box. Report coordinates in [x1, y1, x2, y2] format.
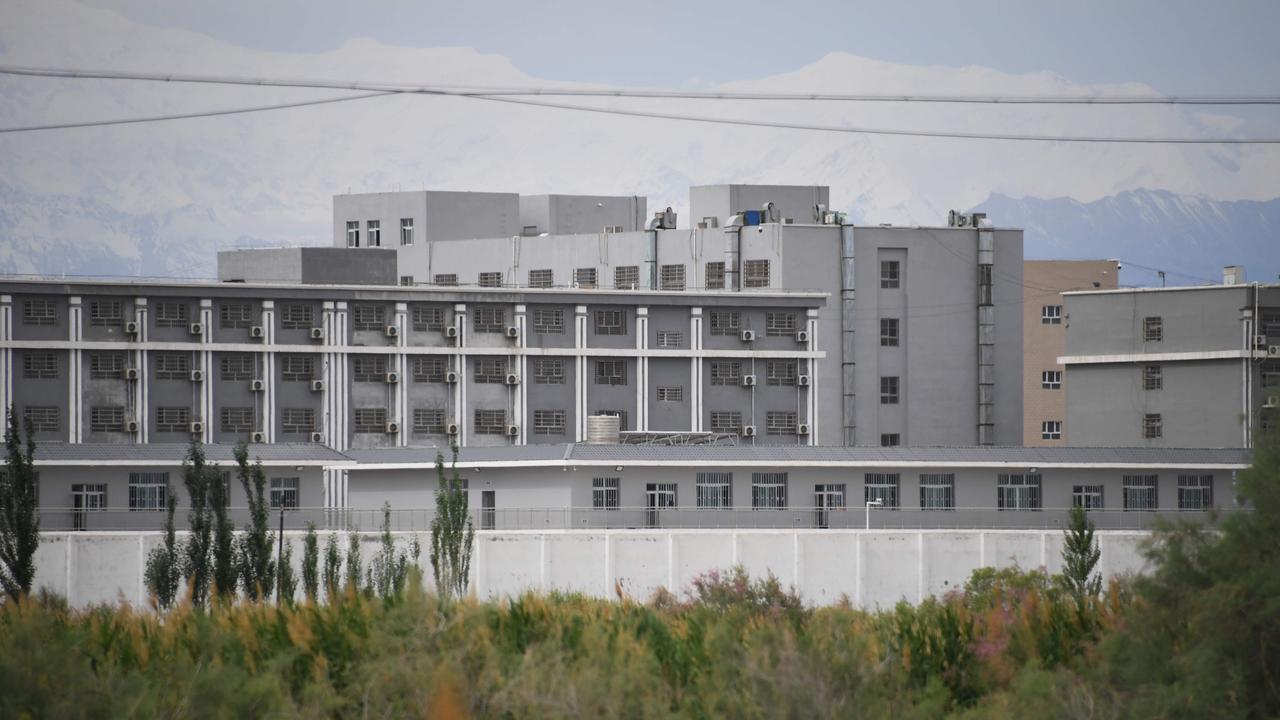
[344, 526, 363, 593]
[0, 406, 40, 602]
[143, 474, 182, 609]
[181, 440, 216, 607]
[1060, 505, 1101, 603]
[366, 502, 421, 599]
[277, 539, 297, 605]
[233, 443, 275, 601]
[301, 522, 319, 603]
[429, 447, 474, 601]
[322, 531, 342, 600]
[210, 465, 236, 600]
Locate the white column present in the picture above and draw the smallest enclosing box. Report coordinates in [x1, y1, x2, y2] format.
[133, 298, 149, 443]
[0, 296, 11, 422]
[575, 305, 588, 441]
[806, 308, 818, 446]
[689, 307, 703, 431]
[513, 304, 527, 445]
[635, 307, 649, 431]
[261, 300, 276, 443]
[68, 296, 82, 443]
[394, 302, 408, 447]
[199, 300, 214, 444]
[453, 303, 468, 447]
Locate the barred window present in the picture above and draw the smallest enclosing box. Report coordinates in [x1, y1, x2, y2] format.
[220, 354, 255, 381]
[575, 267, 597, 288]
[880, 261, 901, 289]
[1041, 370, 1062, 390]
[592, 477, 620, 509]
[1143, 413, 1162, 439]
[155, 407, 190, 433]
[23, 406, 59, 432]
[478, 271, 503, 288]
[997, 473, 1042, 511]
[765, 312, 795, 337]
[432, 273, 458, 286]
[533, 410, 567, 435]
[594, 309, 626, 335]
[1263, 311, 1280, 337]
[412, 306, 445, 331]
[880, 318, 899, 347]
[709, 411, 742, 433]
[766, 411, 797, 435]
[90, 406, 125, 432]
[22, 351, 58, 379]
[473, 306, 506, 334]
[90, 352, 124, 379]
[1143, 365, 1162, 390]
[1041, 421, 1062, 440]
[880, 433, 900, 447]
[534, 358, 564, 384]
[153, 352, 189, 380]
[281, 356, 314, 382]
[366, 220, 381, 247]
[155, 301, 188, 327]
[594, 359, 627, 386]
[474, 357, 507, 384]
[281, 408, 315, 434]
[751, 472, 787, 509]
[129, 472, 168, 511]
[220, 407, 255, 433]
[614, 266, 639, 290]
[766, 360, 797, 386]
[353, 356, 387, 382]
[354, 408, 387, 434]
[1073, 485, 1104, 509]
[880, 376, 899, 404]
[660, 264, 686, 291]
[742, 259, 770, 288]
[413, 408, 446, 435]
[1143, 316, 1163, 342]
[919, 474, 955, 510]
[708, 311, 740, 335]
[280, 304, 314, 330]
[412, 356, 447, 383]
[220, 303, 254, 329]
[270, 477, 299, 510]
[705, 262, 726, 290]
[474, 409, 507, 435]
[528, 269, 553, 288]
[22, 299, 57, 325]
[655, 330, 682, 348]
[533, 307, 564, 334]
[696, 471, 732, 508]
[90, 299, 122, 326]
[352, 304, 386, 331]
[865, 473, 900, 509]
[1177, 474, 1213, 511]
[656, 386, 683, 402]
[710, 360, 742, 386]
[1123, 474, 1159, 511]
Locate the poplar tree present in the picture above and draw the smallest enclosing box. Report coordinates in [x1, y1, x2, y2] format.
[181, 440, 217, 607]
[301, 522, 320, 603]
[143, 474, 182, 609]
[234, 443, 275, 601]
[429, 446, 474, 601]
[0, 406, 40, 602]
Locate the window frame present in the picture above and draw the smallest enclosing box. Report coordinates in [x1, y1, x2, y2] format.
[879, 261, 900, 289]
[594, 309, 626, 335]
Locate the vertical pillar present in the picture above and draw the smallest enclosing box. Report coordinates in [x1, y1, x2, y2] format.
[453, 303, 468, 447]
[805, 308, 819, 446]
[840, 226, 857, 445]
[977, 227, 995, 445]
[689, 307, 703, 431]
[68, 296, 82, 443]
[199, 300, 214, 444]
[513, 304, 527, 445]
[635, 306, 648, 431]
[261, 300, 276, 443]
[0, 296, 11, 425]
[394, 302, 408, 447]
[574, 305, 588, 441]
[133, 298, 149, 443]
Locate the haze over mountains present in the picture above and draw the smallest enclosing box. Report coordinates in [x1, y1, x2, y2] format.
[1, 0, 1277, 283]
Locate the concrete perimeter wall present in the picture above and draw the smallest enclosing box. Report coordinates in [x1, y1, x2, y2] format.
[34, 529, 1150, 609]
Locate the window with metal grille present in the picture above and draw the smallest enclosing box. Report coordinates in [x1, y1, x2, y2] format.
[354, 408, 387, 434]
[594, 309, 625, 335]
[1143, 316, 1163, 341]
[220, 354, 255, 381]
[880, 376, 899, 404]
[129, 472, 168, 511]
[765, 312, 795, 336]
[1041, 420, 1062, 440]
[353, 356, 387, 382]
[997, 473, 1042, 511]
[346, 221, 359, 247]
[474, 409, 506, 435]
[575, 267, 598, 288]
[766, 411, 797, 435]
[655, 330, 682, 348]
[89, 352, 124, 379]
[751, 472, 787, 509]
[352, 304, 386, 331]
[23, 406, 59, 432]
[281, 408, 315, 434]
[660, 264, 686, 290]
[614, 266, 639, 290]
[90, 299, 122, 326]
[743, 259, 770, 288]
[366, 220, 381, 247]
[919, 474, 955, 510]
[594, 359, 627, 386]
[1143, 365, 1162, 390]
[1123, 474, 1158, 511]
[880, 318, 899, 346]
[433, 273, 458, 286]
[528, 269, 553, 288]
[280, 303, 314, 329]
[412, 356, 446, 383]
[864, 474, 900, 508]
[412, 408, 446, 434]
[533, 307, 564, 334]
[656, 386, 683, 402]
[473, 357, 507, 384]
[766, 360, 797, 386]
[709, 411, 742, 433]
[155, 407, 190, 433]
[709, 360, 742, 386]
[220, 407, 255, 433]
[533, 358, 564, 384]
[1041, 370, 1062, 389]
[72, 483, 108, 517]
[880, 261, 900, 289]
[401, 275, 416, 287]
[705, 262, 726, 289]
[270, 477, 300, 509]
[473, 306, 506, 334]
[1177, 474, 1213, 510]
[220, 303, 254, 329]
[281, 356, 314, 382]
[155, 301, 188, 327]
[1263, 311, 1280, 337]
[22, 352, 57, 379]
[400, 218, 413, 245]
[153, 352, 189, 380]
[696, 472, 732, 508]
[595, 409, 628, 431]
[1072, 485, 1104, 509]
[1143, 413, 1162, 439]
[708, 310, 740, 335]
[592, 477, 619, 509]
[533, 410, 566, 435]
[412, 306, 445, 331]
[880, 433, 900, 447]
[1038, 304, 1061, 325]
[90, 406, 124, 432]
[478, 271, 503, 288]
[22, 299, 57, 325]
[646, 483, 677, 525]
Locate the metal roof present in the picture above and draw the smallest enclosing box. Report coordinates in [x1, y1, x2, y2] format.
[341, 445, 569, 465]
[31, 443, 353, 465]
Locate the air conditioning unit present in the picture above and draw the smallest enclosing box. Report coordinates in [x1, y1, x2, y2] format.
[444, 371, 459, 384]
[1268, 345, 1280, 357]
[445, 326, 459, 339]
[504, 373, 520, 386]
[385, 325, 399, 338]
[310, 379, 325, 392]
[506, 425, 520, 437]
[310, 327, 325, 340]
[125, 418, 140, 433]
[385, 371, 400, 384]
[250, 379, 265, 392]
[190, 369, 204, 383]
[741, 425, 756, 438]
[189, 322, 203, 336]
[385, 420, 400, 434]
[797, 374, 811, 387]
[250, 326, 265, 339]
[251, 431, 266, 443]
[1264, 395, 1279, 409]
[124, 367, 140, 381]
[740, 329, 756, 342]
[1254, 334, 1268, 348]
[446, 423, 459, 436]
[309, 431, 324, 443]
[189, 420, 204, 434]
[795, 330, 809, 343]
[741, 374, 757, 387]
[124, 320, 140, 335]
[505, 326, 519, 338]
[797, 423, 810, 436]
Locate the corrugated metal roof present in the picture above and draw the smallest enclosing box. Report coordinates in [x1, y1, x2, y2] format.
[32, 443, 353, 464]
[342, 445, 570, 465]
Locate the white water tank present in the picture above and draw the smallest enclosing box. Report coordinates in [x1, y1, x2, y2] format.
[585, 414, 621, 444]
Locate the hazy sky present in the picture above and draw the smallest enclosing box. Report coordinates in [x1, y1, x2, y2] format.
[78, 0, 1280, 93]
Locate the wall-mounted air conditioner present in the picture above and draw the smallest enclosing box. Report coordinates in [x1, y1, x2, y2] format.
[504, 373, 520, 386]
[125, 418, 140, 433]
[444, 371, 459, 384]
[310, 431, 324, 443]
[741, 375, 757, 387]
[505, 326, 519, 338]
[311, 379, 325, 392]
[385, 420, 400, 434]
[1254, 334, 1267, 348]
[124, 367, 140, 381]
[251, 431, 266, 443]
[797, 374, 811, 387]
[797, 423, 810, 436]
[310, 327, 325, 340]
[189, 421, 204, 434]
[124, 321, 140, 335]
[1268, 345, 1279, 357]
[795, 330, 809, 343]
[384, 325, 399, 338]
[250, 326, 265, 339]
[250, 379, 265, 392]
[445, 326, 459, 339]
[190, 369, 204, 382]
[506, 425, 520, 437]
[189, 322, 203, 336]
[446, 423, 459, 436]
[385, 371, 400, 384]
[741, 425, 756, 437]
[740, 329, 756, 342]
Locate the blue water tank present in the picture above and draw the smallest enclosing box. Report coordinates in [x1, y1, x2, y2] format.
[742, 210, 762, 226]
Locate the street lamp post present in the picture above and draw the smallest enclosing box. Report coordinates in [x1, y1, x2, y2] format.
[865, 499, 883, 529]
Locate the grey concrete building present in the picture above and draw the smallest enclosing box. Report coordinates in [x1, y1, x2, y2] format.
[1060, 268, 1279, 448]
[518, 194, 647, 235]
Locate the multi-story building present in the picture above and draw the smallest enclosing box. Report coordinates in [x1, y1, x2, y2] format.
[1061, 267, 1279, 448]
[1022, 260, 1119, 445]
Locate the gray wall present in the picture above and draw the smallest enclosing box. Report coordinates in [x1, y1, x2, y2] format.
[689, 184, 831, 227]
[519, 194, 647, 235]
[217, 248, 398, 285]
